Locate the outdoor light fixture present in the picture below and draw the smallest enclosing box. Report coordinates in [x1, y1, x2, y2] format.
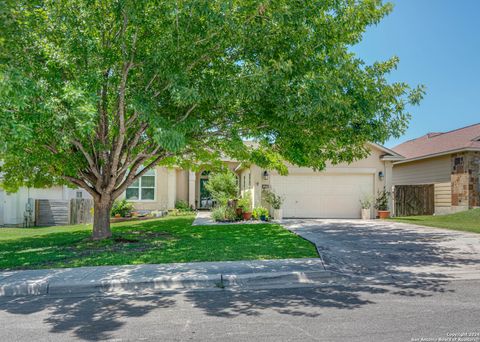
[263, 170, 269, 181]
[378, 171, 385, 180]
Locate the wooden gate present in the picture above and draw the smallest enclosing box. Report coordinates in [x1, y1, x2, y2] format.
[70, 199, 93, 224]
[35, 199, 93, 226]
[394, 185, 434, 217]
[35, 200, 70, 226]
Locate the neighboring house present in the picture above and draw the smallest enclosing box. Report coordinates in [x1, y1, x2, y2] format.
[0, 142, 403, 226]
[121, 143, 403, 219]
[0, 186, 91, 227]
[392, 123, 480, 215]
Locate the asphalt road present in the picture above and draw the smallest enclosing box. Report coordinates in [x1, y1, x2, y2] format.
[0, 279, 479, 342]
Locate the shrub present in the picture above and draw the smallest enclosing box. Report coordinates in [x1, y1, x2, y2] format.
[205, 171, 239, 206]
[374, 188, 390, 211]
[237, 190, 252, 212]
[252, 206, 269, 220]
[263, 190, 284, 209]
[211, 205, 237, 222]
[111, 199, 134, 217]
[359, 195, 373, 209]
[175, 200, 191, 211]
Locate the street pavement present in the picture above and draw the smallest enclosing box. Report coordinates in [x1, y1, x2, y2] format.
[0, 279, 479, 341]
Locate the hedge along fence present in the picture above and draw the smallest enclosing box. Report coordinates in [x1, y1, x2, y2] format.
[35, 199, 93, 226]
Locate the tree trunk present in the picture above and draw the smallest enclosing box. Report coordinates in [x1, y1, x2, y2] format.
[92, 198, 113, 240]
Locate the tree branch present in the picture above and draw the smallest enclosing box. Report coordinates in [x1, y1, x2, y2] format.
[112, 151, 169, 199]
[72, 139, 102, 180]
[175, 104, 197, 125]
[63, 175, 100, 200]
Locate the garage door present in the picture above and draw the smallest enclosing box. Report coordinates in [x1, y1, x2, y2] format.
[270, 174, 374, 218]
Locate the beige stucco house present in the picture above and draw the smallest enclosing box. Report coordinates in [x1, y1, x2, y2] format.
[0, 142, 403, 226]
[120, 143, 403, 219]
[392, 123, 480, 215]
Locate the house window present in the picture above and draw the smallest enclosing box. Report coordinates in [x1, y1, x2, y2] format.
[76, 191, 83, 198]
[126, 169, 156, 201]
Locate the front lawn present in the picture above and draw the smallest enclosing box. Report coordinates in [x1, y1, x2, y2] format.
[391, 208, 480, 234]
[0, 215, 317, 270]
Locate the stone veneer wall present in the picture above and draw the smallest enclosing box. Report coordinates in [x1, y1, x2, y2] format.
[451, 152, 480, 209]
[468, 152, 480, 208]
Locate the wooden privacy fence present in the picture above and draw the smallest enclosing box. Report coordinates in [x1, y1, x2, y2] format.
[35, 199, 93, 226]
[70, 199, 93, 225]
[394, 184, 434, 217]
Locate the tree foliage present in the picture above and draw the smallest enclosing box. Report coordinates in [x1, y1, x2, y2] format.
[0, 0, 423, 238]
[205, 172, 239, 206]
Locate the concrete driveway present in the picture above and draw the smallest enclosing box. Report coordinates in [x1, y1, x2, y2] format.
[283, 219, 480, 282]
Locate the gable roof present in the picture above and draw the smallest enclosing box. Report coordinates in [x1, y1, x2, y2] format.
[392, 123, 480, 163]
[367, 142, 405, 161]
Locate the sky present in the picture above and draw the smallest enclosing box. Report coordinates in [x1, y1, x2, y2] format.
[351, 0, 480, 148]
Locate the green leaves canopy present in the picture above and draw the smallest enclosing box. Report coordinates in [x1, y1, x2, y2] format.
[0, 0, 423, 193]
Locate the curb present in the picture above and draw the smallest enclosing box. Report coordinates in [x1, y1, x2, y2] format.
[0, 270, 347, 297]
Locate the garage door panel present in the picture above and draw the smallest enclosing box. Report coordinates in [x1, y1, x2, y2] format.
[271, 174, 374, 218]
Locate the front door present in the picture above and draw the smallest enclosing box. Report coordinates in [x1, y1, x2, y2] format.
[199, 178, 213, 209]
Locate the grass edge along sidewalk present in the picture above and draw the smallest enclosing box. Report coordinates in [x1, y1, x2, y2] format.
[0, 215, 318, 270]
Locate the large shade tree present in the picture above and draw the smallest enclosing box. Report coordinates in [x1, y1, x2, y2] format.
[0, 0, 423, 239]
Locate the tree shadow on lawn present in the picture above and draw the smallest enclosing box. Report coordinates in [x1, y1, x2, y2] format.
[0, 219, 188, 270]
[0, 216, 316, 270]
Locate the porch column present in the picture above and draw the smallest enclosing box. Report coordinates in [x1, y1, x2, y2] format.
[188, 171, 196, 209]
[167, 169, 176, 210]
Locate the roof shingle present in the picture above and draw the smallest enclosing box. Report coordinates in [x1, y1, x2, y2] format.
[392, 123, 480, 160]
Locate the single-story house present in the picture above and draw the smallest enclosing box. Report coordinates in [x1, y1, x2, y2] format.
[119, 142, 403, 219]
[0, 142, 403, 226]
[392, 123, 480, 215]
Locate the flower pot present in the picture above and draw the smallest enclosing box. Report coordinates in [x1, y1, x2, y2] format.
[242, 212, 252, 220]
[273, 209, 283, 221]
[361, 208, 371, 220]
[236, 207, 243, 216]
[378, 210, 390, 219]
[260, 215, 267, 221]
[114, 214, 121, 218]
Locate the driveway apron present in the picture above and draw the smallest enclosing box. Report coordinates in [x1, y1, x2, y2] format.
[283, 219, 480, 282]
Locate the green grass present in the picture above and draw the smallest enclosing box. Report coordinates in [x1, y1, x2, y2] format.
[0, 215, 317, 270]
[391, 208, 480, 234]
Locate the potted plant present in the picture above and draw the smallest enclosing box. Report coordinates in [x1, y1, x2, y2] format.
[253, 207, 269, 221]
[263, 190, 284, 220]
[359, 195, 372, 220]
[238, 191, 252, 220]
[374, 188, 391, 219]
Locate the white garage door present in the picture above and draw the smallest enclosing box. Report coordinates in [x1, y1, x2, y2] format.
[270, 174, 374, 218]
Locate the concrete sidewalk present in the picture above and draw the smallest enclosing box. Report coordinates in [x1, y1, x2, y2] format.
[0, 258, 342, 297]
